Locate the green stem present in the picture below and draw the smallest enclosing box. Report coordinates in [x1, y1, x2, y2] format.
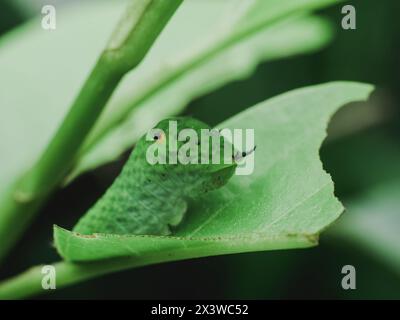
[0, 258, 161, 299]
[0, 0, 183, 263]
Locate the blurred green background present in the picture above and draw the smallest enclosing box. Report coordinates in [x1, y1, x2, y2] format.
[0, 0, 399, 299]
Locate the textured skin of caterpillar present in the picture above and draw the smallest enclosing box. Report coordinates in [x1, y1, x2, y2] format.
[73, 117, 237, 236]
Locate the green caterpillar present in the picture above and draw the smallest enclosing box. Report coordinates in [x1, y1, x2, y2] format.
[73, 117, 251, 236]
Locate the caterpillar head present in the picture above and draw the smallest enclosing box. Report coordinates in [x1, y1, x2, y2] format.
[134, 117, 243, 195]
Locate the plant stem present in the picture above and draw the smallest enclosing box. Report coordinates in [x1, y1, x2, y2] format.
[0, 234, 314, 299]
[21, 57, 123, 198]
[0, 0, 183, 263]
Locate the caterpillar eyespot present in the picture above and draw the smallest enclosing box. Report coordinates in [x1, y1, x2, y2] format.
[73, 117, 251, 236]
[152, 130, 165, 143]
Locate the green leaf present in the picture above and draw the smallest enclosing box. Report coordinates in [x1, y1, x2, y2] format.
[0, 82, 373, 299]
[0, 0, 341, 201]
[55, 82, 374, 262]
[331, 180, 400, 275]
[73, 0, 344, 179]
[72, 14, 336, 180]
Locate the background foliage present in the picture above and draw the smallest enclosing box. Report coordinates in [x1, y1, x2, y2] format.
[0, 0, 399, 299]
